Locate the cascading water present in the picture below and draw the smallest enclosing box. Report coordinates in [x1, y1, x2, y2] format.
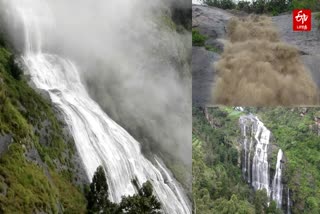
[272, 149, 283, 208]
[287, 188, 291, 214]
[242, 125, 247, 175]
[252, 118, 271, 197]
[239, 115, 285, 209]
[2, 0, 191, 213]
[240, 115, 271, 196]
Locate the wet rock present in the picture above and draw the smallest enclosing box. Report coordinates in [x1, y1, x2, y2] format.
[192, 5, 232, 40]
[273, 13, 320, 89]
[192, 46, 219, 106]
[0, 134, 12, 156]
[192, 6, 233, 106]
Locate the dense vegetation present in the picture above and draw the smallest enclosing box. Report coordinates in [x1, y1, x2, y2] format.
[0, 36, 87, 212]
[0, 32, 165, 213]
[86, 166, 161, 214]
[257, 107, 320, 213]
[192, 29, 207, 46]
[192, 29, 221, 52]
[193, 107, 320, 213]
[203, 0, 320, 16]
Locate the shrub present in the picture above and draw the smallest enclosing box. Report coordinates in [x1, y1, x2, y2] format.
[86, 166, 162, 214]
[8, 55, 22, 80]
[205, 0, 236, 10]
[292, 0, 320, 11]
[237, 1, 252, 13]
[206, 0, 292, 15]
[192, 29, 207, 46]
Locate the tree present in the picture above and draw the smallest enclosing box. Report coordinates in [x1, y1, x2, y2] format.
[119, 180, 161, 214]
[266, 200, 283, 214]
[254, 189, 269, 214]
[213, 194, 255, 214]
[86, 166, 161, 214]
[86, 166, 118, 214]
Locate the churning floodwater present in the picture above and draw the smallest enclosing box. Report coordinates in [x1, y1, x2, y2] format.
[1, 0, 191, 213]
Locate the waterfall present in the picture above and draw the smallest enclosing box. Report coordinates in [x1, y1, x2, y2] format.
[242, 125, 247, 175]
[252, 118, 271, 197]
[287, 188, 291, 214]
[240, 115, 287, 211]
[240, 115, 271, 196]
[272, 149, 283, 208]
[3, 0, 191, 213]
[247, 125, 253, 184]
[241, 122, 253, 184]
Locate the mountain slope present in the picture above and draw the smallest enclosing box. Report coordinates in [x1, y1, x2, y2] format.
[193, 107, 320, 213]
[0, 39, 87, 213]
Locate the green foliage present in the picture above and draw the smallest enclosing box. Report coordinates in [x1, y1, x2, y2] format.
[86, 166, 117, 214]
[86, 166, 161, 214]
[0, 143, 86, 213]
[266, 200, 283, 214]
[204, 0, 236, 10]
[213, 195, 255, 214]
[119, 181, 161, 214]
[206, 0, 293, 15]
[291, 0, 320, 11]
[51, 171, 86, 213]
[193, 107, 253, 213]
[205, 44, 221, 53]
[254, 189, 268, 213]
[237, 1, 253, 13]
[192, 29, 207, 46]
[256, 107, 320, 213]
[0, 38, 86, 212]
[193, 107, 319, 213]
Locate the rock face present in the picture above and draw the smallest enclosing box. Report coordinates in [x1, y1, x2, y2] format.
[192, 47, 219, 106]
[192, 5, 232, 106]
[239, 115, 290, 212]
[192, 5, 231, 48]
[272, 13, 320, 90]
[0, 134, 12, 156]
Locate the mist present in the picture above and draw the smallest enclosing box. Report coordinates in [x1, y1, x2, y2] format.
[213, 15, 319, 106]
[0, 0, 191, 185]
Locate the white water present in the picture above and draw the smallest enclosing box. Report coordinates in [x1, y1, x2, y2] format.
[272, 149, 283, 208]
[287, 188, 291, 214]
[240, 115, 287, 210]
[4, 0, 191, 213]
[241, 122, 254, 184]
[240, 115, 271, 197]
[252, 118, 271, 197]
[248, 125, 254, 184]
[243, 125, 247, 175]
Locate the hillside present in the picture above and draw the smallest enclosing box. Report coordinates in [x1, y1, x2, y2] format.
[0, 35, 88, 213]
[193, 107, 320, 213]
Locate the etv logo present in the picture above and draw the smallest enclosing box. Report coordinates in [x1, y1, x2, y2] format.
[293, 9, 311, 31]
